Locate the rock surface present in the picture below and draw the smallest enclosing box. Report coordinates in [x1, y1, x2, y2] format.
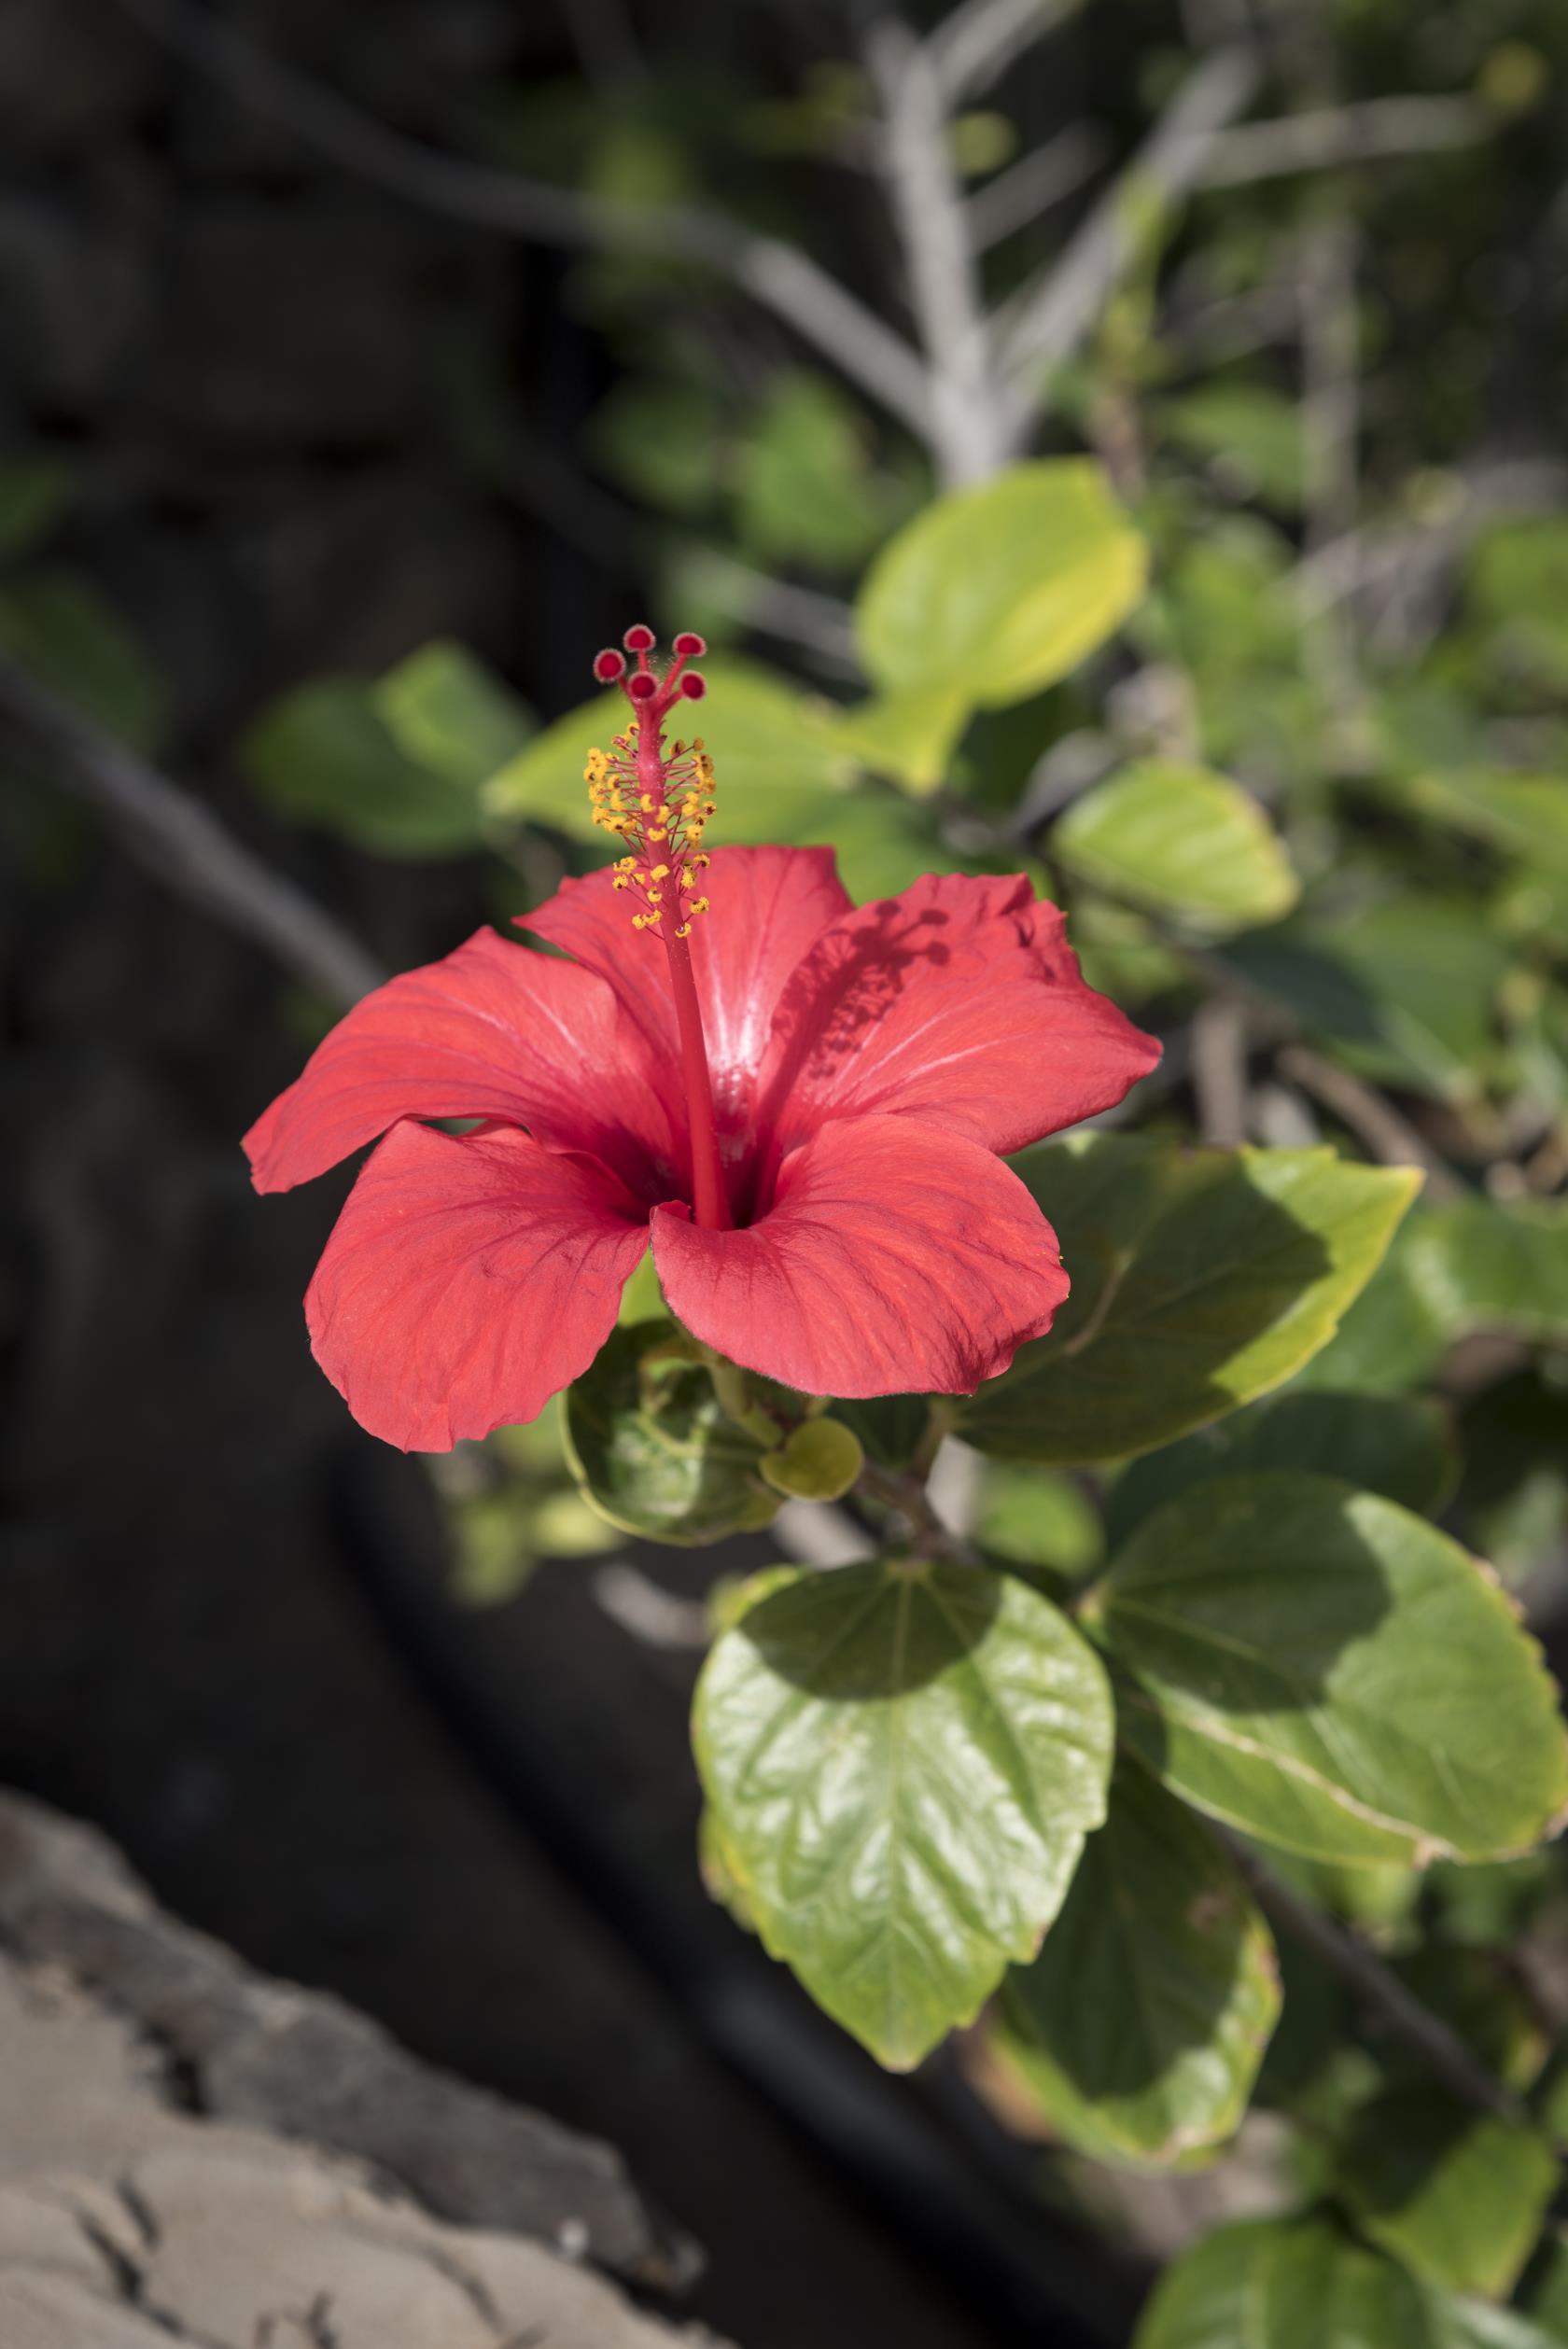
[0, 1790, 727, 2348]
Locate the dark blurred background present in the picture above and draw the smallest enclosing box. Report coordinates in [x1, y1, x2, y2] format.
[2, 2, 1565, 2342]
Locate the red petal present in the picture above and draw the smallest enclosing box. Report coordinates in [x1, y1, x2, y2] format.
[651, 1113, 1069, 1398]
[755, 873, 1160, 1157]
[245, 928, 673, 1196]
[306, 1123, 649, 1451]
[517, 845, 849, 1084]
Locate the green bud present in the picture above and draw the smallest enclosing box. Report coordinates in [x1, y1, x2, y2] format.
[760, 1417, 864, 1503]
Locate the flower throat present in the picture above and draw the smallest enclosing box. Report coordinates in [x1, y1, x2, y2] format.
[585, 626, 730, 1232]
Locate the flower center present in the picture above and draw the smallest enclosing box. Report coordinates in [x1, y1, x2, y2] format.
[585, 627, 731, 1232]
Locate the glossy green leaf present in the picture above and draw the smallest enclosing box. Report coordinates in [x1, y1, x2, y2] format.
[371, 639, 533, 790]
[242, 678, 493, 857]
[0, 569, 164, 751]
[1054, 760, 1299, 934]
[1133, 2211, 1559, 2349]
[563, 1320, 778, 1546]
[694, 1559, 1114, 2067]
[1406, 1196, 1568, 1348]
[1105, 1391, 1455, 1550]
[959, 1136, 1421, 1464]
[1337, 2089, 1558, 2300]
[997, 1761, 1279, 2163]
[1088, 1474, 1568, 1867]
[483, 655, 852, 842]
[856, 458, 1146, 709]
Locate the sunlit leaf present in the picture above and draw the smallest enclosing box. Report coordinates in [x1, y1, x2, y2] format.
[1337, 2089, 1557, 2300]
[372, 639, 533, 790]
[856, 458, 1146, 709]
[960, 1136, 1420, 1464]
[1088, 1473, 1568, 1867]
[695, 1558, 1113, 2067]
[1054, 759, 1299, 934]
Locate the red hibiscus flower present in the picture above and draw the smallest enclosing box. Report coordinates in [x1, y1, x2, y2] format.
[245, 630, 1159, 1450]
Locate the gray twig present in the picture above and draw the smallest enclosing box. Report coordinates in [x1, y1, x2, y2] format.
[115, 0, 937, 448]
[1276, 1046, 1464, 1204]
[994, 45, 1260, 443]
[0, 651, 384, 1010]
[1200, 95, 1489, 188]
[865, 17, 1005, 484]
[1227, 1837, 1528, 2124]
[965, 124, 1108, 251]
[928, 0, 1085, 106]
[1191, 995, 1250, 1147]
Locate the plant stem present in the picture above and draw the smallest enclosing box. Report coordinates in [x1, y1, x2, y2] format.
[1224, 1834, 1528, 2123]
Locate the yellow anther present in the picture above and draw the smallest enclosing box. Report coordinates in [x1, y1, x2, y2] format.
[676, 922, 692, 938]
[615, 855, 636, 873]
[611, 874, 630, 890]
[691, 897, 710, 916]
[691, 853, 710, 870]
[649, 828, 668, 843]
[651, 863, 670, 881]
[648, 890, 664, 906]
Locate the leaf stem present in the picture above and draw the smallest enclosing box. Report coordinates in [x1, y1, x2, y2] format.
[1223, 1833, 1528, 2123]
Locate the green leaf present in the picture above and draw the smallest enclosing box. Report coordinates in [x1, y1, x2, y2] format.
[1105, 1391, 1456, 1551]
[371, 639, 533, 790]
[483, 655, 853, 842]
[1133, 2211, 1559, 2349]
[1468, 515, 1568, 691]
[1159, 385, 1305, 511]
[1391, 771, 1568, 884]
[1406, 1196, 1568, 1348]
[0, 453, 75, 557]
[978, 1464, 1104, 1580]
[959, 1136, 1421, 1464]
[1225, 901, 1512, 1105]
[1337, 2089, 1558, 2300]
[242, 677, 494, 857]
[0, 569, 164, 751]
[997, 1760, 1279, 2164]
[856, 458, 1146, 709]
[693, 1558, 1114, 2067]
[1290, 1220, 1453, 1396]
[830, 682, 972, 795]
[563, 1320, 779, 1545]
[1087, 1474, 1568, 1867]
[1054, 760, 1299, 934]
[1456, 1370, 1568, 1585]
[734, 371, 897, 570]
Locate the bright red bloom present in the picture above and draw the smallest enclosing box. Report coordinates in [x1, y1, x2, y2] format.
[245, 640, 1159, 1450]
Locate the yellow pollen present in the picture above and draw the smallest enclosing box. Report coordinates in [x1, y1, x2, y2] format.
[651, 863, 670, 880]
[676, 922, 692, 938]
